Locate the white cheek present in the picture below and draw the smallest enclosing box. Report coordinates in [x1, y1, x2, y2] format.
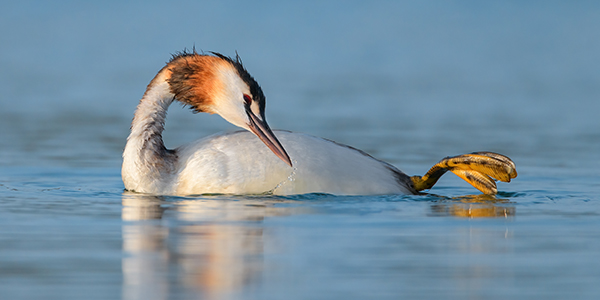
[215, 100, 250, 129]
[213, 65, 252, 129]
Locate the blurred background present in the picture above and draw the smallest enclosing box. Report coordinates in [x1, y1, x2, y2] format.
[2, 0, 598, 173]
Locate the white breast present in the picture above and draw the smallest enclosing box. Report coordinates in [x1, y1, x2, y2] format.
[174, 131, 413, 195]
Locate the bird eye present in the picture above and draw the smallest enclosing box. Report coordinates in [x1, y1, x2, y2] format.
[243, 94, 252, 106]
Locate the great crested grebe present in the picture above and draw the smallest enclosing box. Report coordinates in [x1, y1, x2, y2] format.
[122, 51, 517, 196]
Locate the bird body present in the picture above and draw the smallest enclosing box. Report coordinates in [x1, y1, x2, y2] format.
[174, 130, 413, 195]
[121, 63, 413, 195]
[122, 51, 516, 196]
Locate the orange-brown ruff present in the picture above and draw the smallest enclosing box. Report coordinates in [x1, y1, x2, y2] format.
[122, 51, 517, 196]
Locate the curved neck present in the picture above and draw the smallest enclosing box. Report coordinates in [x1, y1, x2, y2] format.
[129, 81, 174, 156]
[122, 78, 177, 193]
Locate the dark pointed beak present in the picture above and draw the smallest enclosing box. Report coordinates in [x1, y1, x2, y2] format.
[246, 109, 293, 167]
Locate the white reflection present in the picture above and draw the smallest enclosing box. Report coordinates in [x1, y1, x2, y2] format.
[121, 192, 302, 300]
[122, 193, 169, 300]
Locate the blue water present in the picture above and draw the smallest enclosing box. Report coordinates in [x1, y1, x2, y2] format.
[1, 1, 600, 299]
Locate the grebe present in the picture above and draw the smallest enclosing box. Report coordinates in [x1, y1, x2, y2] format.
[122, 51, 517, 196]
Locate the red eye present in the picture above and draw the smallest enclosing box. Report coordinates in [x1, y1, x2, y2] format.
[243, 94, 252, 106]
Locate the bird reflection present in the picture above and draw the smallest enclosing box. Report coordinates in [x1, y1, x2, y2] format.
[122, 193, 169, 300]
[121, 192, 301, 300]
[121, 192, 516, 299]
[429, 194, 516, 218]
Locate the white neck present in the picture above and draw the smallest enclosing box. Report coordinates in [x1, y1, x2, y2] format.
[122, 77, 177, 194]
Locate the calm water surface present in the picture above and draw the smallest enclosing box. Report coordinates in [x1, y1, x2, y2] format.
[1, 1, 600, 299]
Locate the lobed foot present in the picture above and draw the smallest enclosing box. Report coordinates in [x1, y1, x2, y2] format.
[411, 152, 517, 195]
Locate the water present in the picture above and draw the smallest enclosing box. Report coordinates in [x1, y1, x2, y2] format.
[1, 1, 600, 299]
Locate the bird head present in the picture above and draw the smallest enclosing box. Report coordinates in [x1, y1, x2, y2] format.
[163, 51, 292, 167]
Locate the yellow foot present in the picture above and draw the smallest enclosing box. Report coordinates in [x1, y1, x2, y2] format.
[411, 152, 517, 195]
